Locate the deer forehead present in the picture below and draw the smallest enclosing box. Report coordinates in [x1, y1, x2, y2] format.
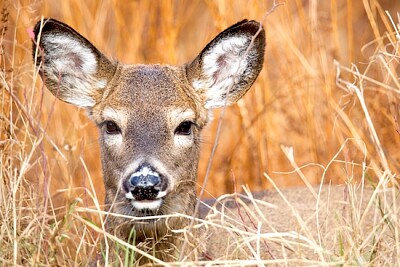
[93, 65, 204, 127]
[100, 106, 196, 131]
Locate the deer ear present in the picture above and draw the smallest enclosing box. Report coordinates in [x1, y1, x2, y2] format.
[186, 20, 265, 109]
[32, 18, 116, 108]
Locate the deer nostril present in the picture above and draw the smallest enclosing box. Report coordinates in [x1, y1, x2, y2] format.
[130, 174, 160, 189]
[128, 166, 161, 201]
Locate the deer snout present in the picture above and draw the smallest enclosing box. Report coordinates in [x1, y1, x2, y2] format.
[129, 172, 161, 201]
[124, 165, 168, 210]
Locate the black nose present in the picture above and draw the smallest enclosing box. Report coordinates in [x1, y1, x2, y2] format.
[129, 168, 161, 201]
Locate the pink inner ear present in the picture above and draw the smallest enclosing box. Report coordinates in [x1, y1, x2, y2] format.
[27, 28, 35, 40]
[213, 54, 228, 81]
[67, 52, 84, 69]
[216, 54, 228, 66]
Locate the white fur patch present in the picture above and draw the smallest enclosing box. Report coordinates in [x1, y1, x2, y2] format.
[103, 134, 122, 147]
[102, 107, 127, 128]
[125, 191, 166, 210]
[171, 108, 195, 147]
[193, 36, 249, 108]
[102, 107, 127, 147]
[125, 191, 134, 199]
[174, 134, 194, 148]
[42, 34, 100, 107]
[171, 109, 195, 122]
[131, 166, 159, 178]
[131, 199, 162, 210]
[95, 79, 107, 89]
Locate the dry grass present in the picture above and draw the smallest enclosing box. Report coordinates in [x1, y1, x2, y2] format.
[201, 179, 399, 266]
[1, 0, 400, 265]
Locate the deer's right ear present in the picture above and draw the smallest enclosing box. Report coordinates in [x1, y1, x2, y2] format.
[32, 18, 116, 108]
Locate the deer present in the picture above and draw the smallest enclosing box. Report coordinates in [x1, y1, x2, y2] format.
[32, 18, 399, 265]
[32, 18, 265, 264]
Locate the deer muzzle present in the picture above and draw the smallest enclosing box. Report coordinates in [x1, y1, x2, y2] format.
[124, 164, 168, 210]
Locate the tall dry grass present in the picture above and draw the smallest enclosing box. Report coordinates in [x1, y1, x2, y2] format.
[1, 0, 400, 265]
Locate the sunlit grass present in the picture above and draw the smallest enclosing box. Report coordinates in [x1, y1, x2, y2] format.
[1, 0, 400, 265]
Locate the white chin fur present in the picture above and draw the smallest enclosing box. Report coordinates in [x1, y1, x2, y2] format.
[125, 191, 167, 200]
[131, 199, 162, 210]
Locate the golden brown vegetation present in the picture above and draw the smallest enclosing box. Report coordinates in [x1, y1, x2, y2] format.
[1, 0, 400, 265]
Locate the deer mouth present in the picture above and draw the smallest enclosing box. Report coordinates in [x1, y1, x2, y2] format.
[125, 190, 167, 211]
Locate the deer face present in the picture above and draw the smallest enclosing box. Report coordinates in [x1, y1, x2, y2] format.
[32, 18, 265, 221]
[91, 65, 207, 217]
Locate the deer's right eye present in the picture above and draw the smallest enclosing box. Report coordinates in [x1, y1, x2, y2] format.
[104, 121, 121, 134]
[175, 121, 193, 135]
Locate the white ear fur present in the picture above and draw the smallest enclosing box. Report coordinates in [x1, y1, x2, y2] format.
[192, 36, 250, 108]
[187, 20, 265, 109]
[33, 19, 114, 108]
[41, 34, 105, 107]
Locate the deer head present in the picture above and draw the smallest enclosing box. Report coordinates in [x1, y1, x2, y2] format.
[32, 18, 265, 236]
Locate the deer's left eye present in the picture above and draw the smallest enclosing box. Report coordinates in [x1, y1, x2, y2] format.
[175, 121, 193, 135]
[104, 121, 121, 134]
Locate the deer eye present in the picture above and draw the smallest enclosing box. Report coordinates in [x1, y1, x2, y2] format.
[175, 121, 193, 135]
[104, 121, 120, 134]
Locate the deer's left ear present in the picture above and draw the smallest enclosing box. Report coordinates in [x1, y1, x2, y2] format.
[186, 20, 265, 109]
